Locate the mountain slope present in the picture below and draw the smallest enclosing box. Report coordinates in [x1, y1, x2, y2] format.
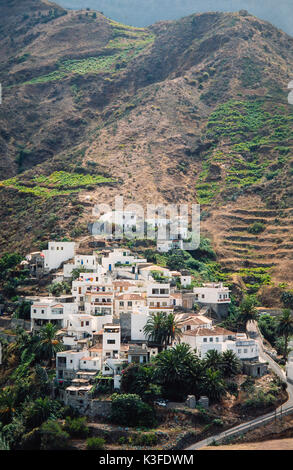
[0, 1, 292, 285]
[59, 0, 293, 36]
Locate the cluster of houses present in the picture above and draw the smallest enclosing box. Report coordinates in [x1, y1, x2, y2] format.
[25, 241, 265, 412]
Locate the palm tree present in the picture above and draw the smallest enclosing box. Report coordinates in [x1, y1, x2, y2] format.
[34, 323, 64, 367]
[203, 350, 223, 371]
[154, 343, 198, 400]
[0, 387, 16, 425]
[221, 350, 241, 377]
[143, 312, 167, 350]
[202, 368, 227, 403]
[164, 313, 182, 348]
[276, 309, 293, 360]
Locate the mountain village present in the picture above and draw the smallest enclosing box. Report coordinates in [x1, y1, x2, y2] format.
[12, 239, 268, 416]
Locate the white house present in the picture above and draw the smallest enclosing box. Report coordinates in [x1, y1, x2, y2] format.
[102, 324, 121, 359]
[193, 283, 231, 304]
[181, 326, 258, 360]
[63, 254, 100, 277]
[114, 293, 146, 315]
[193, 283, 231, 318]
[147, 282, 174, 314]
[101, 249, 146, 272]
[31, 299, 78, 331]
[130, 307, 150, 342]
[41, 242, 75, 272]
[56, 350, 86, 380]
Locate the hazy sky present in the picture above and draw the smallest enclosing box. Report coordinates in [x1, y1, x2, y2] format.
[58, 0, 293, 36]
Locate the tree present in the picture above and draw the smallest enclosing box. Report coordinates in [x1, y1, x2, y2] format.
[221, 350, 241, 377]
[154, 343, 201, 400]
[14, 300, 32, 320]
[34, 323, 64, 367]
[281, 291, 293, 310]
[276, 309, 293, 360]
[0, 387, 16, 425]
[203, 350, 222, 371]
[143, 312, 182, 350]
[23, 397, 62, 430]
[239, 295, 258, 323]
[143, 312, 167, 349]
[202, 368, 227, 403]
[40, 420, 70, 450]
[110, 393, 156, 427]
[164, 313, 182, 347]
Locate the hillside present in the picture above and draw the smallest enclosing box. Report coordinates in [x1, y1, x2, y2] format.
[59, 0, 293, 36]
[0, 0, 293, 287]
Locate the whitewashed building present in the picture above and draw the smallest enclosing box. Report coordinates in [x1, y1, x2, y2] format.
[41, 242, 75, 272]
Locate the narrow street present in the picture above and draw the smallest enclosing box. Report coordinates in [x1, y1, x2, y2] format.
[186, 321, 293, 450]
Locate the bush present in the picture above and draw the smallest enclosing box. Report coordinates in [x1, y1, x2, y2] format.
[86, 437, 105, 450]
[242, 391, 276, 410]
[110, 393, 156, 428]
[64, 416, 89, 438]
[133, 432, 158, 446]
[20, 427, 41, 450]
[40, 421, 70, 450]
[247, 222, 265, 234]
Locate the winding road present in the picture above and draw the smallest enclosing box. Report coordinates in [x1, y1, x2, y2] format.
[186, 321, 293, 450]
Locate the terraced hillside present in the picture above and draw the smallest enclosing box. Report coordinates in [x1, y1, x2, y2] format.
[0, 0, 292, 287]
[205, 200, 293, 286]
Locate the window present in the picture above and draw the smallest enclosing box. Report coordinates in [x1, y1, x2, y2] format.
[107, 339, 115, 344]
[209, 337, 213, 342]
[86, 321, 89, 326]
[105, 366, 110, 371]
[215, 337, 219, 342]
[238, 349, 241, 353]
[202, 294, 205, 299]
[203, 338, 207, 342]
[187, 325, 191, 331]
[128, 301, 132, 307]
[244, 349, 248, 353]
[119, 301, 124, 307]
[33, 309, 37, 313]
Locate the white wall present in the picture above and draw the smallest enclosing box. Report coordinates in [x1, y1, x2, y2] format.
[42, 242, 75, 271]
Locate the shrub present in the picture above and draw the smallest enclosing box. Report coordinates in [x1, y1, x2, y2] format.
[86, 437, 105, 450]
[20, 427, 41, 450]
[110, 393, 156, 428]
[64, 416, 89, 438]
[247, 222, 265, 234]
[40, 421, 70, 450]
[133, 432, 158, 446]
[242, 391, 276, 410]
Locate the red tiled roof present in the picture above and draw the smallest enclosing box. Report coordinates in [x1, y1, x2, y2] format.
[183, 327, 235, 337]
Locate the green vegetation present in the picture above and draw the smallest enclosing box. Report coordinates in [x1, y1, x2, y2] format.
[86, 436, 106, 450]
[142, 238, 227, 285]
[247, 222, 266, 234]
[196, 99, 293, 204]
[121, 344, 241, 404]
[0, 171, 115, 199]
[258, 310, 293, 360]
[0, 252, 28, 299]
[0, 326, 72, 450]
[64, 417, 89, 438]
[13, 25, 155, 87]
[110, 393, 157, 427]
[143, 312, 182, 350]
[238, 267, 272, 294]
